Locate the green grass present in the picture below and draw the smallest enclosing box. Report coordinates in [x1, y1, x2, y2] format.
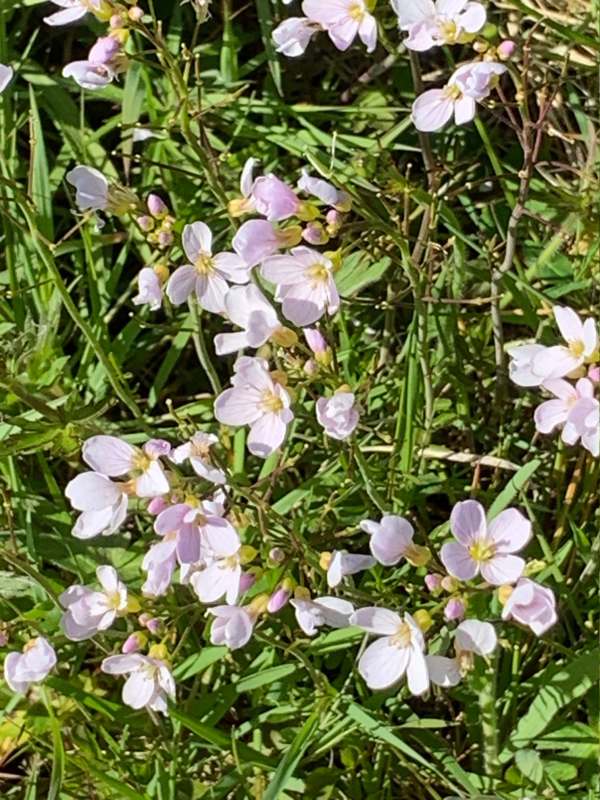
[0, 1, 599, 798]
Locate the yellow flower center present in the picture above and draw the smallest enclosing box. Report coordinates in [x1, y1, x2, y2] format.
[348, 2, 365, 21]
[439, 20, 458, 41]
[307, 262, 330, 284]
[391, 622, 412, 648]
[106, 591, 123, 611]
[133, 452, 152, 472]
[569, 340, 585, 358]
[191, 441, 211, 459]
[195, 254, 214, 275]
[444, 84, 463, 101]
[468, 539, 495, 563]
[261, 390, 284, 413]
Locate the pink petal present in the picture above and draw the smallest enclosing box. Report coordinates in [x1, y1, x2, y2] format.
[480, 554, 524, 585]
[455, 620, 497, 655]
[450, 499, 486, 545]
[166, 265, 197, 306]
[182, 221, 212, 261]
[82, 435, 135, 476]
[412, 89, 454, 132]
[65, 472, 121, 511]
[247, 412, 288, 456]
[553, 305, 583, 344]
[487, 508, 531, 553]
[350, 607, 402, 635]
[214, 387, 263, 426]
[440, 541, 479, 580]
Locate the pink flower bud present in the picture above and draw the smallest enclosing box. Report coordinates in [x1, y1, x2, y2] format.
[0, 631, 8, 647]
[157, 230, 173, 248]
[145, 618, 162, 635]
[147, 497, 167, 516]
[88, 36, 120, 67]
[444, 599, 466, 621]
[269, 547, 285, 564]
[137, 214, 154, 232]
[441, 575, 458, 592]
[147, 193, 168, 217]
[588, 366, 600, 383]
[303, 358, 318, 376]
[303, 328, 328, 355]
[325, 208, 344, 234]
[424, 573, 443, 592]
[267, 587, 291, 614]
[138, 613, 152, 626]
[238, 572, 256, 593]
[122, 633, 143, 654]
[128, 6, 144, 22]
[497, 40, 516, 60]
[109, 14, 123, 29]
[302, 222, 329, 246]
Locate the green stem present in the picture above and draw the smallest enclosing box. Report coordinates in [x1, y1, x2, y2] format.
[189, 297, 222, 394]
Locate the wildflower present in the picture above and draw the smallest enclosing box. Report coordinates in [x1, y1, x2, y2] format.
[412, 61, 506, 132]
[171, 432, 226, 484]
[501, 578, 558, 635]
[261, 246, 340, 326]
[326, 550, 376, 587]
[497, 40, 516, 60]
[4, 637, 56, 694]
[207, 605, 256, 649]
[122, 633, 146, 654]
[351, 608, 429, 694]
[302, 0, 378, 53]
[214, 357, 294, 457]
[507, 344, 549, 387]
[101, 653, 175, 714]
[316, 391, 359, 440]
[303, 328, 331, 362]
[440, 500, 531, 585]
[66, 166, 110, 211]
[302, 222, 329, 246]
[530, 306, 599, 381]
[392, 0, 486, 52]
[44, 0, 107, 27]
[65, 471, 128, 539]
[167, 221, 249, 313]
[228, 157, 260, 217]
[267, 586, 291, 613]
[147, 193, 168, 217]
[214, 284, 291, 356]
[232, 219, 302, 267]
[426, 619, 497, 687]
[290, 595, 354, 636]
[133, 267, 164, 311]
[297, 169, 352, 211]
[359, 514, 414, 565]
[424, 573, 443, 592]
[0, 64, 14, 93]
[189, 521, 244, 604]
[60, 566, 129, 641]
[251, 174, 301, 221]
[63, 35, 124, 90]
[534, 378, 599, 456]
[82, 435, 170, 497]
[273, 17, 321, 57]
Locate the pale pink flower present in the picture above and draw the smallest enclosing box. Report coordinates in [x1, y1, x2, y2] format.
[66, 166, 109, 211]
[4, 637, 56, 694]
[360, 515, 414, 565]
[232, 219, 293, 267]
[535, 378, 599, 456]
[208, 605, 255, 649]
[60, 565, 128, 641]
[171, 432, 226, 484]
[392, 0, 486, 52]
[101, 653, 175, 714]
[501, 578, 557, 635]
[147, 193, 168, 217]
[412, 61, 506, 132]
[189, 520, 243, 605]
[326, 550, 376, 588]
[424, 573, 443, 592]
[507, 343, 549, 387]
[290, 596, 354, 636]
[262, 246, 339, 326]
[65, 471, 128, 539]
[273, 17, 321, 57]
[298, 169, 352, 211]
[251, 174, 301, 221]
[426, 619, 497, 687]
[316, 391, 359, 440]
[133, 267, 163, 311]
[44, 0, 100, 26]
[167, 221, 250, 312]
[82, 435, 170, 498]
[0, 64, 14, 94]
[530, 306, 598, 381]
[62, 57, 116, 91]
[214, 284, 281, 356]
[214, 356, 293, 457]
[351, 608, 429, 694]
[440, 500, 531, 585]
[303, 0, 377, 53]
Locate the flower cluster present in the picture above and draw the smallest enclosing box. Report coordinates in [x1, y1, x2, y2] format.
[508, 306, 599, 457]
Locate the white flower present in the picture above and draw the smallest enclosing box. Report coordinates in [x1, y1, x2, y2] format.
[426, 619, 497, 687]
[290, 596, 354, 636]
[82, 435, 170, 498]
[66, 166, 109, 211]
[208, 605, 255, 649]
[326, 550, 376, 588]
[65, 471, 128, 539]
[189, 520, 243, 605]
[101, 653, 175, 714]
[360, 515, 414, 565]
[392, 0, 486, 52]
[316, 391, 360, 440]
[171, 432, 226, 484]
[60, 566, 129, 641]
[214, 284, 282, 356]
[4, 637, 56, 694]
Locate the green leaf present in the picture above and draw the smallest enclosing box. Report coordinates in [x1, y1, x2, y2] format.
[263, 704, 324, 800]
[487, 459, 541, 519]
[515, 749, 544, 785]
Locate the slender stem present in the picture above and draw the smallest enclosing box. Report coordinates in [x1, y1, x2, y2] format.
[189, 297, 222, 394]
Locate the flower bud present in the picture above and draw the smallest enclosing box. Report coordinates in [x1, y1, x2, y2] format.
[121, 632, 146, 654]
[276, 225, 303, 249]
[146, 618, 162, 635]
[424, 573, 443, 592]
[497, 40, 516, 60]
[587, 365, 600, 383]
[267, 587, 291, 614]
[405, 544, 432, 568]
[413, 609, 433, 633]
[157, 230, 173, 248]
[444, 598, 466, 621]
[89, 35, 120, 66]
[319, 551, 332, 570]
[302, 222, 329, 246]
[247, 593, 270, 617]
[325, 208, 344, 236]
[137, 214, 154, 232]
[147, 193, 168, 217]
[441, 575, 459, 592]
[128, 6, 144, 22]
[303, 358, 318, 376]
[238, 571, 256, 593]
[294, 586, 311, 601]
[268, 547, 285, 564]
[148, 643, 169, 661]
[303, 327, 328, 355]
[270, 326, 298, 348]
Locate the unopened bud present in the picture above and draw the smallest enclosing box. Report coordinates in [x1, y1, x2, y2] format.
[302, 222, 329, 245]
[444, 598, 466, 621]
[270, 326, 298, 348]
[238, 572, 256, 593]
[122, 632, 146, 654]
[413, 609, 433, 632]
[154, 263, 170, 284]
[268, 547, 285, 564]
[304, 327, 328, 355]
[267, 587, 291, 613]
[148, 643, 169, 661]
[294, 586, 311, 601]
[441, 576, 458, 592]
[405, 544, 431, 567]
[276, 225, 303, 249]
[319, 551, 332, 570]
[128, 6, 144, 21]
[157, 230, 173, 248]
[89, 36, 120, 66]
[137, 214, 154, 232]
[325, 208, 344, 235]
[248, 593, 270, 617]
[146, 618, 162, 635]
[424, 573, 443, 593]
[147, 193, 168, 217]
[497, 39, 516, 60]
[587, 365, 600, 383]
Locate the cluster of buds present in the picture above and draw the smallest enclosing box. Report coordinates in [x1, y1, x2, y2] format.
[137, 194, 175, 250]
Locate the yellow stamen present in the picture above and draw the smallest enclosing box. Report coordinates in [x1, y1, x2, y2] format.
[307, 262, 330, 284]
[261, 390, 284, 413]
[391, 622, 412, 648]
[195, 254, 214, 275]
[569, 340, 585, 358]
[348, 2, 365, 21]
[468, 539, 495, 563]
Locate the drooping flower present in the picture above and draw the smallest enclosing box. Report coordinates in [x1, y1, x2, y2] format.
[272, 17, 322, 57]
[207, 605, 255, 649]
[351, 608, 429, 694]
[392, 0, 486, 52]
[214, 357, 294, 457]
[297, 169, 352, 211]
[4, 637, 56, 694]
[251, 174, 301, 221]
[501, 578, 558, 635]
[360, 515, 414, 565]
[171, 432, 226, 484]
[82, 435, 170, 498]
[214, 284, 287, 356]
[412, 61, 506, 132]
[60, 566, 129, 641]
[261, 246, 340, 326]
[534, 378, 599, 457]
[326, 550, 376, 587]
[316, 391, 360, 440]
[133, 267, 164, 311]
[167, 221, 250, 313]
[65, 471, 128, 539]
[426, 619, 497, 687]
[63, 36, 123, 90]
[101, 653, 175, 714]
[440, 500, 531, 585]
[302, 0, 377, 53]
[0, 64, 14, 93]
[290, 595, 354, 636]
